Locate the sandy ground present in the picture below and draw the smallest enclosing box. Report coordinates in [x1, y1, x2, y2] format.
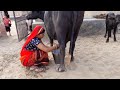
[1, 20, 120, 79]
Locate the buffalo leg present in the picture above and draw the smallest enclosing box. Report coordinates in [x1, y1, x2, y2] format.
[104, 27, 108, 38]
[69, 42, 75, 62]
[29, 25, 32, 32]
[57, 43, 66, 72]
[50, 37, 53, 46]
[106, 29, 111, 43]
[69, 26, 80, 62]
[113, 26, 117, 42]
[56, 29, 66, 72]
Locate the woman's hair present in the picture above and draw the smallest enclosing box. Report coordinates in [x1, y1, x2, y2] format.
[39, 29, 45, 34]
[7, 15, 9, 18]
[4, 15, 9, 18]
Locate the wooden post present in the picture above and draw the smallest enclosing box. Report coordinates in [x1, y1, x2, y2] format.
[13, 11, 19, 41]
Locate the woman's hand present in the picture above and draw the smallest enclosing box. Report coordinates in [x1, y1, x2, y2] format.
[37, 43, 59, 52]
[54, 43, 59, 49]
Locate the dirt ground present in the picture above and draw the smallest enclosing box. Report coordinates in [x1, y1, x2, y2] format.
[1, 20, 120, 79]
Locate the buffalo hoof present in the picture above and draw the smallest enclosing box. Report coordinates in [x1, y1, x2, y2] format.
[104, 35, 106, 38]
[106, 40, 109, 43]
[71, 56, 74, 62]
[56, 64, 66, 72]
[114, 39, 117, 42]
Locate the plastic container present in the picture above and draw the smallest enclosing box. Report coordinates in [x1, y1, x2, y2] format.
[52, 49, 61, 64]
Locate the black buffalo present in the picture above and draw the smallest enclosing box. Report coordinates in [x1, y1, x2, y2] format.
[104, 13, 120, 42]
[44, 11, 84, 72]
[26, 11, 85, 72]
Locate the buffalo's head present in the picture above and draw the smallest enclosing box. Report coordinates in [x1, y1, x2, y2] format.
[26, 11, 45, 21]
[116, 14, 120, 24]
[107, 13, 115, 20]
[116, 14, 120, 30]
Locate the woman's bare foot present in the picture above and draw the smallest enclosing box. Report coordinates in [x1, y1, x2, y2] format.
[29, 66, 39, 71]
[35, 68, 45, 72]
[35, 66, 49, 72]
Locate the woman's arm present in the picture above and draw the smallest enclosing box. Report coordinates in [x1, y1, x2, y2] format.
[42, 42, 59, 49]
[36, 43, 58, 52]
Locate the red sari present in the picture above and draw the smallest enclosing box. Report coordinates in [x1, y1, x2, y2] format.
[20, 25, 49, 67]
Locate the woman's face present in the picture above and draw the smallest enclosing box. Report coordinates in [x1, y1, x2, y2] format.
[36, 31, 45, 39]
[37, 33, 44, 39]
